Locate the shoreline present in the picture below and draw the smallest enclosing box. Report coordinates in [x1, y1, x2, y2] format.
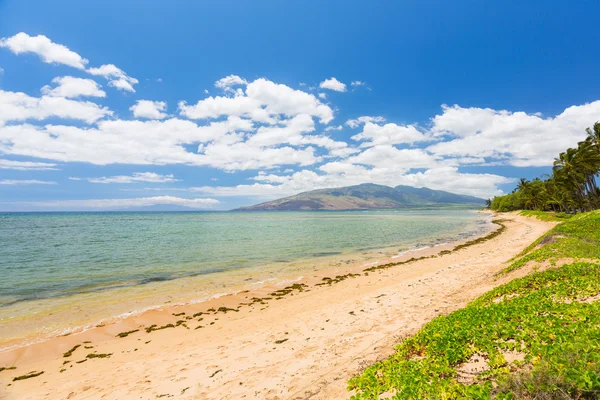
[0, 212, 553, 400]
[0, 211, 493, 353]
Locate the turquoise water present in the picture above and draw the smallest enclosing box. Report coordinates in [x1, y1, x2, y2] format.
[0, 210, 486, 308]
[0, 209, 489, 349]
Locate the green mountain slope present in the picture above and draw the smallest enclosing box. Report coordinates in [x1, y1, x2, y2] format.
[235, 183, 485, 211]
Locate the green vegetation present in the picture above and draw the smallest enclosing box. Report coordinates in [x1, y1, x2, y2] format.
[0, 366, 16, 372]
[274, 338, 288, 344]
[503, 211, 600, 275]
[12, 371, 44, 381]
[348, 211, 600, 399]
[63, 344, 81, 357]
[518, 210, 573, 222]
[489, 123, 600, 213]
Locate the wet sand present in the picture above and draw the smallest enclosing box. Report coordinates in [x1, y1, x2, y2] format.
[0, 212, 555, 400]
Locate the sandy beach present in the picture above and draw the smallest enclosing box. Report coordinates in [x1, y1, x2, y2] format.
[0, 212, 555, 400]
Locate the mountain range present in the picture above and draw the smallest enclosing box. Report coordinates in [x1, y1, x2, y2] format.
[234, 183, 485, 211]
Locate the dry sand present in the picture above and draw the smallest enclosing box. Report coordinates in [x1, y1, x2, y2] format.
[0, 212, 555, 400]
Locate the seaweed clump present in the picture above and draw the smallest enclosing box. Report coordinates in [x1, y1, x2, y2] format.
[63, 344, 81, 358]
[116, 329, 139, 338]
[13, 371, 44, 381]
[146, 324, 175, 333]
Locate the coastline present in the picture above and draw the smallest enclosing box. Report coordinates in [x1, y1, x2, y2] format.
[0, 211, 555, 400]
[0, 210, 492, 353]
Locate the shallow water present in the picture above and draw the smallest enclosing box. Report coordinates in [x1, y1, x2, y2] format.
[0, 209, 488, 350]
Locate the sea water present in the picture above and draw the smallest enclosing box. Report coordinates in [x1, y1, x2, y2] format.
[0, 209, 489, 350]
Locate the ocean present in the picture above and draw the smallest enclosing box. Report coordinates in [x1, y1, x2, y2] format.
[0, 209, 489, 350]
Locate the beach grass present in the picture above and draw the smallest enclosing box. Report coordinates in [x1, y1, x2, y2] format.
[348, 211, 600, 399]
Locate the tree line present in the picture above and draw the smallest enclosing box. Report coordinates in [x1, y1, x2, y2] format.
[488, 122, 600, 213]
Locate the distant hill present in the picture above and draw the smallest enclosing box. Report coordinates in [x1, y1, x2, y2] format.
[234, 183, 485, 211]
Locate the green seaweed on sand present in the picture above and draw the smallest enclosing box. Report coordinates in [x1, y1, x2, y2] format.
[13, 371, 44, 381]
[270, 283, 309, 297]
[363, 220, 507, 274]
[0, 366, 16, 372]
[451, 219, 507, 252]
[216, 307, 238, 314]
[209, 369, 222, 378]
[63, 344, 81, 357]
[192, 311, 205, 318]
[116, 329, 139, 338]
[145, 324, 175, 333]
[87, 353, 112, 359]
[274, 338, 288, 344]
[76, 359, 87, 364]
[172, 312, 185, 316]
[315, 273, 361, 286]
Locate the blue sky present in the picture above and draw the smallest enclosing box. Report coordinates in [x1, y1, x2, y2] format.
[1, 0, 599, 210]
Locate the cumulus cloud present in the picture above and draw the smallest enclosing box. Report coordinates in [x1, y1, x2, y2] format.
[346, 145, 439, 170]
[17, 196, 220, 210]
[130, 100, 168, 119]
[319, 77, 347, 92]
[1, 33, 138, 93]
[0, 179, 56, 185]
[191, 163, 512, 200]
[351, 122, 429, 147]
[346, 116, 386, 128]
[428, 102, 600, 166]
[70, 172, 179, 184]
[41, 76, 106, 98]
[0, 159, 58, 170]
[0, 89, 112, 125]
[0, 32, 88, 69]
[0, 114, 334, 170]
[86, 64, 138, 92]
[215, 75, 248, 92]
[179, 78, 334, 124]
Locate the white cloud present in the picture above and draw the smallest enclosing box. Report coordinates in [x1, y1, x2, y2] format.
[428, 102, 600, 166]
[87, 64, 138, 92]
[346, 116, 386, 128]
[393, 167, 514, 198]
[0, 89, 112, 125]
[71, 172, 179, 184]
[0, 179, 56, 185]
[41, 76, 106, 98]
[325, 125, 343, 132]
[0, 67, 4, 74]
[0, 114, 335, 170]
[351, 122, 428, 147]
[180, 77, 334, 124]
[346, 145, 439, 170]
[17, 196, 219, 210]
[191, 163, 512, 200]
[351, 81, 366, 87]
[0, 32, 88, 69]
[318, 93, 327, 99]
[319, 77, 347, 92]
[215, 75, 248, 90]
[130, 100, 168, 119]
[0, 159, 58, 170]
